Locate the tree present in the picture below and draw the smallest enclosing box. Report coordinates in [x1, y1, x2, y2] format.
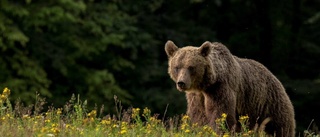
[0, 0, 140, 112]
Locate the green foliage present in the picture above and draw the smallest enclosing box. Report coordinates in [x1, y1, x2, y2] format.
[0, 0, 139, 109]
[0, 89, 274, 137]
[0, 0, 51, 103]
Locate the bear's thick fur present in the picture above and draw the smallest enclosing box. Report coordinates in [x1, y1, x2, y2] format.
[165, 40, 295, 137]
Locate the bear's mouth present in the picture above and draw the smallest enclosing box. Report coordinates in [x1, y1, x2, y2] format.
[176, 83, 188, 92]
[176, 86, 185, 92]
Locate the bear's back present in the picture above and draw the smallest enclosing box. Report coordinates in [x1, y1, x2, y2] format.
[235, 57, 295, 134]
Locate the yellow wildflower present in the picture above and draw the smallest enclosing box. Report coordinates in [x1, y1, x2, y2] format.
[132, 108, 140, 118]
[181, 123, 187, 130]
[223, 133, 230, 137]
[242, 133, 250, 136]
[221, 113, 227, 119]
[182, 115, 189, 121]
[149, 116, 161, 124]
[6, 114, 10, 117]
[239, 115, 249, 120]
[3, 87, 10, 95]
[121, 121, 128, 125]
[212, 131, 218, 136]
[65, 124, 71, 129]
[83, 117, 95, 124]
[143, 107, 151, 117]
[1, 94, 6, 100]
[150, 117, 156, 122]
[35, 115, 43, 119]
[1, 87, 10, 101]
[192, 123, 199, 128]
[41, 127, 48, 133]
[51, 123, 56, 127]
[215, 118, 221, 123]
[203, 125, 213, 133]
[119, 122, 128, 135]
[57, 108, 62, 115]
[95, 126, 100, 131]
[51, 127, 60, 134]
[239, 115, 249, 124]
[101, 119, 111, 125]
[120, 129, 127, 134]
[87, 110, 97, 118]
[220, 113, 227, 122]
[45, 119, 51, 123]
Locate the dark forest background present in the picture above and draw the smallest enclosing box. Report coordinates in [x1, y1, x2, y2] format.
[1, 0, 319, 134]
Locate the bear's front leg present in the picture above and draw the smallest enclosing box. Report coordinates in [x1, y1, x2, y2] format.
[202, 91, 237, 133]
[186, 92, 208, 125]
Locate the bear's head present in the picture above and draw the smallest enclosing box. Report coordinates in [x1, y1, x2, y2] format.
[165, 40, 216, 92]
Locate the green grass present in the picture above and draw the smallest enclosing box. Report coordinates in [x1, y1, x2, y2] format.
[0, 87, 318, 137]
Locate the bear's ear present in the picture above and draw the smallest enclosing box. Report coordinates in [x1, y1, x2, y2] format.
[165, 40, 179, 57]
[199, 41, 212, 57]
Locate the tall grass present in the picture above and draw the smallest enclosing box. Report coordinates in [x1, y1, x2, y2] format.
[0, 87, 318, 137]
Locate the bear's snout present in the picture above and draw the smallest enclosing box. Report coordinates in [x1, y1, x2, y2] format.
[176, 80, 190, 91]
[177, 81, 186, 89]
[176, 69, 191, 91]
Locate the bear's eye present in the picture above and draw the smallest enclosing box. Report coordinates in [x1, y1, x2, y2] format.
[174, 67, 179, 72]
[188, 66, 195, 72]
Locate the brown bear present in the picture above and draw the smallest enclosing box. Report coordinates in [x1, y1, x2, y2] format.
[165, 40, 295, 137]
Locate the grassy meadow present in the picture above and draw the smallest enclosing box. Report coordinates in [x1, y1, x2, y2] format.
[0, 87, 317, 137]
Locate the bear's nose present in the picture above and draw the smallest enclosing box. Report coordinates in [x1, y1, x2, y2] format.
[177, 81, 185, 88]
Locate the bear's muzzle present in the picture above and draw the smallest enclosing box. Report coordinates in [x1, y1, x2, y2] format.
[177, 81, 186, 91]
